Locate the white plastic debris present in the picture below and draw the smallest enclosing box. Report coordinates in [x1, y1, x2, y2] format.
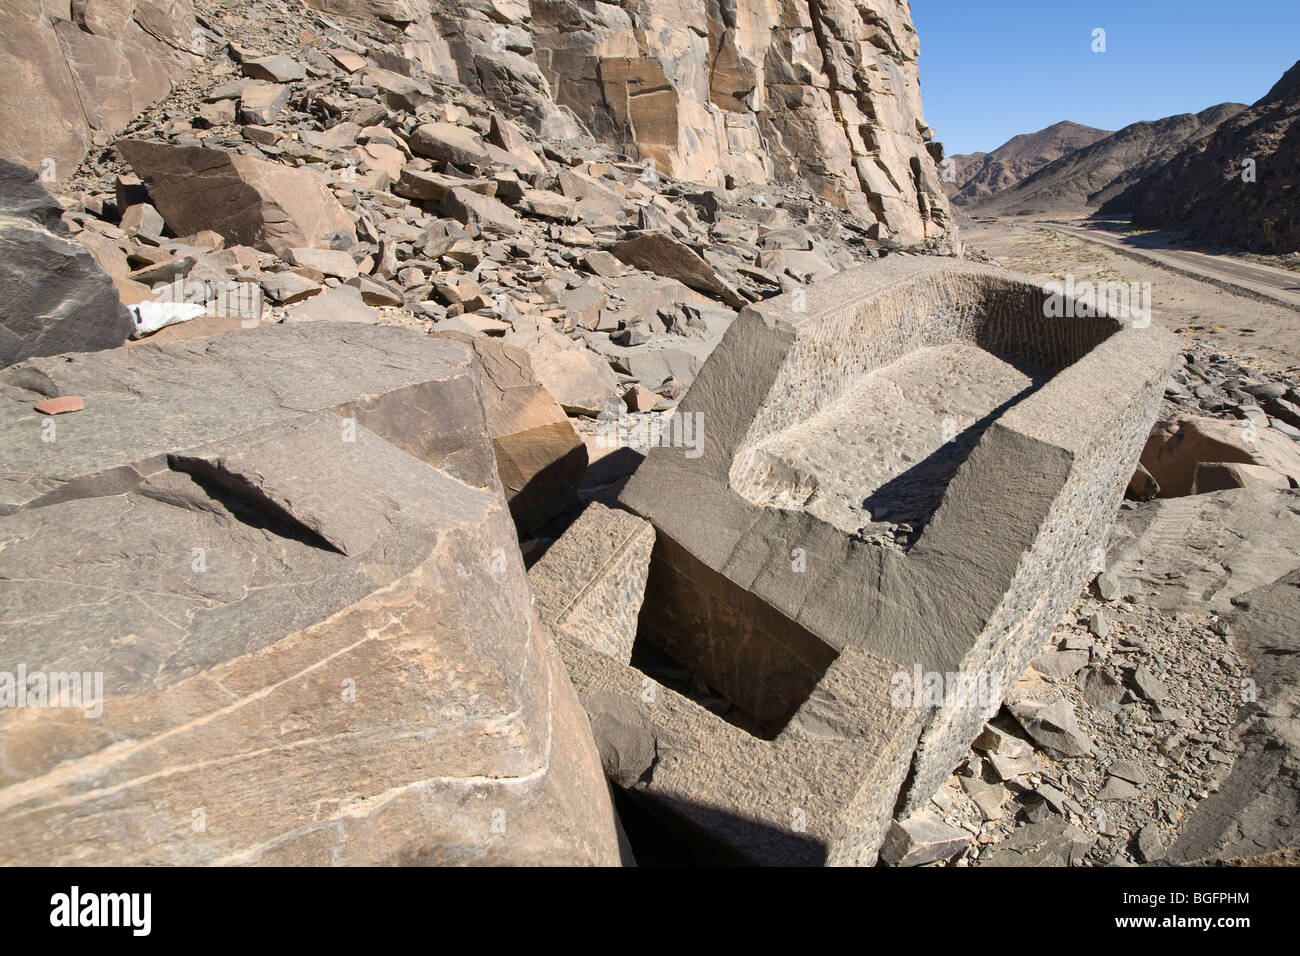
[128, 300, 206, 338]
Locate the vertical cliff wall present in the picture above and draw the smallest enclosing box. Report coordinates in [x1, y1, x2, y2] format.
[2, 0, 952, 243]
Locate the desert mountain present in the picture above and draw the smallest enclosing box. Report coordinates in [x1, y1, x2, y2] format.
[944, 121, 1111, 206]
[969, 104, 1246, 218]
[1104, 59, 1300, 252]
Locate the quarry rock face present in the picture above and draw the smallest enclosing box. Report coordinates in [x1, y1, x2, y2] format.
[0, 324, 622, 865]
[529, 0, 951, 242]
[530, 502, 655, 664]
[565, 258, 1178, 863]
[0, 159, 133, 366]
[0, 0, 202, 178]
[3, 0, 1291, 873]
[299, 0, 951, 244]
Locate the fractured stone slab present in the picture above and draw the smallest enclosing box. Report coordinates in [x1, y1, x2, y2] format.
[437, 330, 588, 536]
[0, 322, 621, 865]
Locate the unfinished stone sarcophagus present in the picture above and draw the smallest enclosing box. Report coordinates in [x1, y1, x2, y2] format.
[555, 257, 1177, 864]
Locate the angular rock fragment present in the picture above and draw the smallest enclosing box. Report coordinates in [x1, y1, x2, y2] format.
[285, 247, 359, 280]
[611, 231, 745, 307]
[441, 187, 522, 237]
[880, 812, 970, 867]
[117, 141, 355, 256]
[283, 286, 378, 324]
[32, 396, 84, 415]
[1127, 462, 1160, 500]
[241, 54, 306, 83]
[239, 81, 291, 124]
[519, 188, 575, 221]
[974, 723, 1034, 760]
[351, 274, 403, 306]
[437, 331, 588, 535]
[1097, 777, 1142, 801]
[504, 328, 620, 416]
[558, 168, 631, 227]
[1081, 667, 1124, 710]
[1136, 823, 1165, 863]
[120, 203, 165, 238]
[1129, 665, 1167, 704]
[488, 114, 545, 175]
[261, 270, 323, 305]
[976, 818, 1095, 867]
[394, 167, 473, 201]
[410, 122, 491, 168]
[1031, 645, 1090, 680]
[960, 776, 1006, 821]
[1141, 415, 1300, 497]
[1192, 461, 1292, 494]
[1008, 698, 1094, 758]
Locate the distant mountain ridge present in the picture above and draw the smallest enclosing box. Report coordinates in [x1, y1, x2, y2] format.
[968, 104, 1246, 218]
[943, 121, 1111, 206]
[1104, 59, 1300, 253]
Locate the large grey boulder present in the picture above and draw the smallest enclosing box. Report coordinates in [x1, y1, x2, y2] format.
[0, 323, 622, 865]
[0, 159, 133, 367]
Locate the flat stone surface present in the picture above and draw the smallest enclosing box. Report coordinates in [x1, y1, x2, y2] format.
[282, 285, 378, 324]
[1167, 569, 1300, 864]
[732, 341, 1040, 534]
[1104, 487, 1300, 615]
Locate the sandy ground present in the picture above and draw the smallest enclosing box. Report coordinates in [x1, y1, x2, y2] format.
[963, 221, 1300, 375]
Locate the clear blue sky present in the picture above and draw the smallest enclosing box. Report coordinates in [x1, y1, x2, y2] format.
[912, 0, 1300, 156]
